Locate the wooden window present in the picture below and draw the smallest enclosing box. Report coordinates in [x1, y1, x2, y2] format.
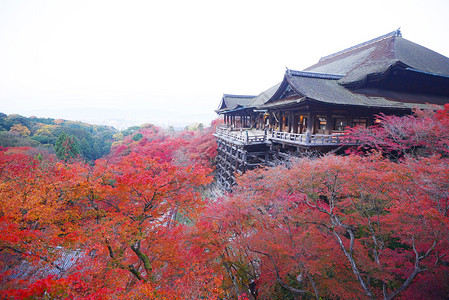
[314, 116, 327, 134]
[333, 118, 348, 132]
[317, 117, 327, 130]
[353, 118, 367, 128]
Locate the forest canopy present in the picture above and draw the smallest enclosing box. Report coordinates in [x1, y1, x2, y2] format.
[0, 113, 118, 161]
[0, 107, 449, 299]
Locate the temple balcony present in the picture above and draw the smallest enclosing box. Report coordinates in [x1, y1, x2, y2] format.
[215, 126, 356, 147]
[214, 126, 267, 146]
[270, 131, 354, 146]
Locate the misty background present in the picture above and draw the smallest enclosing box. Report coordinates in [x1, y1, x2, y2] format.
[1, 0, 448, 130]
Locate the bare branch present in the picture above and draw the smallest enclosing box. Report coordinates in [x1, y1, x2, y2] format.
[384, 238, 437, 300]
[331, 229, 374, 298]
[248, 247, 317, 299]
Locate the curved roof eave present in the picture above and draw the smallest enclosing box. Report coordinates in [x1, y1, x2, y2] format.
[340, 61, 410, 88]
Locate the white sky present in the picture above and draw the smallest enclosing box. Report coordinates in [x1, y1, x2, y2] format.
[0, 0, 448, 129]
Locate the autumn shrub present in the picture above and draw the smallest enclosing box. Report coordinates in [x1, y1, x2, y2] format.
[0, 124, 221, 299]
[346, 105, 449, 158]
[204, 153, 449, 299]
[202, 106, 449, 299]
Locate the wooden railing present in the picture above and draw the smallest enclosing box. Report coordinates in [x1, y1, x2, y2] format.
[216, 128, 355, 146]
[215, 128, 267, 144]
[218, 124, 230, 130]
[218, 124, 253, 131]
[271, 131, 349, 145]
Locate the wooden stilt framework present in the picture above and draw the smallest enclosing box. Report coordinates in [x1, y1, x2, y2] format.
[214, 134, 272, 192]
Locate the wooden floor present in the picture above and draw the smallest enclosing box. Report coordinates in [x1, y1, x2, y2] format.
[215, 127, 353, 146]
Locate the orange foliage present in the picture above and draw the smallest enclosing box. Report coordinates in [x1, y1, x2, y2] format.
[0, 124, 221, 299]
[3, 109, 448, 299]
[204, 152, 449, 298]
[9, 124, 31, 136]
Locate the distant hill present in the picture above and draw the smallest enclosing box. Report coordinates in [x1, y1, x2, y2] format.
[0, 113, 119, 161]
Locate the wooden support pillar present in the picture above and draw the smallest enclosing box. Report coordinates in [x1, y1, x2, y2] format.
[291, 114, 294, 132]
[288, 113, 293, 133]
[242, 151, 247, 173]
[325, 113, 332, 135]
[307, 112, 313, 133]
[293, 114, 299, 133]
[273, 113, 277, 130]
[279, 112, 284, 132]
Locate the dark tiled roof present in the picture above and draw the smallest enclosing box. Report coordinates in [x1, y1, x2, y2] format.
[318, 30, 402, 62]
[287, 72, 420, 109]
[305, 30, 449, 85]
[405, 67, 449, 79]
[261, 70, 419, 110]
[287, 69, 345, 80]
[247, 83, 281, 108]
[216, 94, 256, 113]
[394, 37, 449, 76]
[217, 30, 449, 114]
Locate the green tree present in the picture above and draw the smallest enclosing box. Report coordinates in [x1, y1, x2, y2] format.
[132, 132, 143, 141]
[7, 114, 30, 128]
[92, 142, 101, 159]
[55, 132, 80, 162]
[31, 135, 55, 145]
[80, 137, 92, 160]
[0, 113, 9, 131]
[122, 126, 140, 137]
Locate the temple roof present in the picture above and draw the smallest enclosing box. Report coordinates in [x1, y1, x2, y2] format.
[305, 29, 449, 85]
[261, 70, 423, 110]
[247, 83, 281, 108]
[218, 30, 449, 114]
[216, 94, 256, 113]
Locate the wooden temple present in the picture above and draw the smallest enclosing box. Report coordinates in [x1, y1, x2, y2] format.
[214, 30, 449, 190]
